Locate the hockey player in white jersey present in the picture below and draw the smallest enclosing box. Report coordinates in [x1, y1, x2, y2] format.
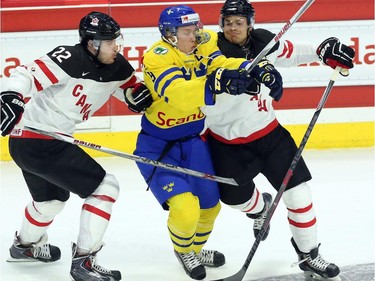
[0, 11, 150, 281]
[201, 1, 355, 280]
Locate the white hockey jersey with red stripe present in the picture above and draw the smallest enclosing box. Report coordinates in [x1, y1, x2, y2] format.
[3, 44, 136, 135]
[202, 35, 319, 144]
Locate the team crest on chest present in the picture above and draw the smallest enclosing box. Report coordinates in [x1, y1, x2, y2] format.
[154, 47, 168, 55]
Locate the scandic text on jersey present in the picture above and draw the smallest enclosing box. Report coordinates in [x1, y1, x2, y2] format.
[156, 111, 205, 127]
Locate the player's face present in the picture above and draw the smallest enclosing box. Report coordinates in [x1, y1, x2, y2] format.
[222, 16, 250, 46]
[176, 25, 198, 54]
[96, 36, 124, 64]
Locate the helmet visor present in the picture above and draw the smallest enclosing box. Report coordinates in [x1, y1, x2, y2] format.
[221, 16, 248, 29]
[92, 33, 124, 53]
[115, 33, 125, 53]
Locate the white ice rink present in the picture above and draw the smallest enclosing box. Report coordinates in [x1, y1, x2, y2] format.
[1, 147, 374, 281]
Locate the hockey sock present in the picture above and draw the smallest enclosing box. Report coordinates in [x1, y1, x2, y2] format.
[282, 183, 318, 252]
[19, 200, 65, 244]
[77, 173, 119, 253]
[192, 202, 221, 253]
[227, 187, 265, 215]
[167, 192, 200, 253]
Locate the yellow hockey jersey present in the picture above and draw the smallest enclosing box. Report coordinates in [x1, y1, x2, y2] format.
[141, 29, 250, 141]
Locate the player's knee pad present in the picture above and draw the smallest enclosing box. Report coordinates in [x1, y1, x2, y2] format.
[90, 173, 120, 202]
[28, 200, 66, 220]
[167, 192, 200, 232]
[282, 182, 312, 209]
[83, 174, 119, 219]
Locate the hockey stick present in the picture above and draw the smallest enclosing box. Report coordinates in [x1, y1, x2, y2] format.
[245, 0, 315, 73]
[211, 66, 342, 281]
[23, 126, 239, 186]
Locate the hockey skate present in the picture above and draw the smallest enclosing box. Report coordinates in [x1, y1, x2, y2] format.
[70, 243, 121, 281]
[174, 250, 206, 280]
[246, 192, 272, 241]
[291, 238, 341, 281]
[7, 231, 61, 262]
[197, 249, 226, 267]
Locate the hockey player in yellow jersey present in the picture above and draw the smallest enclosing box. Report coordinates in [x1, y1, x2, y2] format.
[126, 4, 283, 280]
[140, 23, 255, 140]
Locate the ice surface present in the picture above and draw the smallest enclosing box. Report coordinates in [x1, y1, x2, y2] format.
[1, 148, 374, 281]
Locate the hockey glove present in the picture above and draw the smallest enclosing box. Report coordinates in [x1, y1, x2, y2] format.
[250, 59, 283, 101]
[124, 83, 153, 113]
[1, 91, 25, 136]
[206, 68, 252, 95]
[317, 37, 355, 76]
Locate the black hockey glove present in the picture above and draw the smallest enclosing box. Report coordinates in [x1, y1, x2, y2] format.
[124, 83, 153, 113]
[1, 91, 25, 136]
[317, 37, 355, 76]
[206, 68, 252, 95]
[250, 59, 283, 101]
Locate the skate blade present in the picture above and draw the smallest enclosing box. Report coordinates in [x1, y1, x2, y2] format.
[304, 271, 341, 281]
[6, 256, 40, 263]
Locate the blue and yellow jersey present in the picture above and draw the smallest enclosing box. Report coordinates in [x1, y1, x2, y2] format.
[142, 29, 250, 141]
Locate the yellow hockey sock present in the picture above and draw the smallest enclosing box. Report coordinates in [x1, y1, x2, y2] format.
[192, 202, 221, 253]
[167, 192, 200, 253]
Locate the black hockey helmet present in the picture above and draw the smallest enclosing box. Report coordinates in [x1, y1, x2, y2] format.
[220, 0, 255, 28]
[79, 11, 121, 43]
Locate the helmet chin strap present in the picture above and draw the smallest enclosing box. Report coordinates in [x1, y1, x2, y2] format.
[162, 35, 178, 49]
[240, 27, 252, 47]
[163, 36, 198, 55]
[163, 32, 209, 55]
[93, 39, 102, 57]
[85, 40, 104, 66]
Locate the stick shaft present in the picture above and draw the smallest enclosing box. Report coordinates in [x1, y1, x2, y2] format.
[24, 126, 239, 186]
[245, 0, 315, 73]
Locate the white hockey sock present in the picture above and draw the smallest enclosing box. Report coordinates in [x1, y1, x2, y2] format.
[19, 200, 65, 244]
[227, 187, 265, 215]
[77, 174, 119, 253]
[282, 183, 318, 252]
